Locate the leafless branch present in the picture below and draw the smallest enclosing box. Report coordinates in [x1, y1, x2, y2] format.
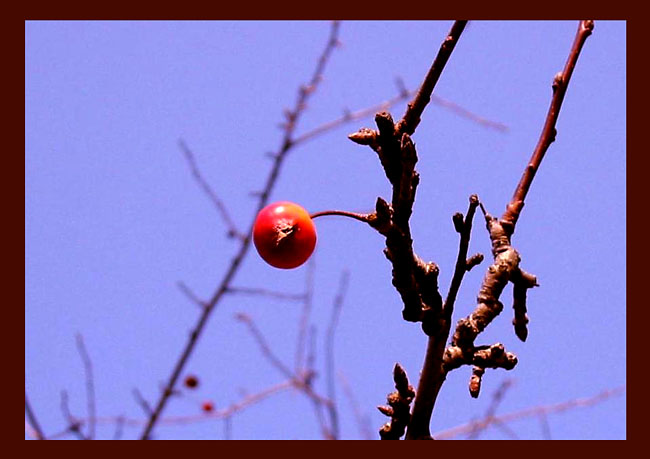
[235, 312, 294, 380]
[25, 390, 46, 440]
[113, 416, 126, 440]
[176, 281, 206, 308]
[178, 139, 245, 241]
[226, 286, 306, 301]
[434, 386, 624, 440]
[502, 20, 594, 229]
[444, 194, 481, 321]
[60, 390, 85, 440]
[339, 372, 374, 440]
[132, 388, 153, 416]
[75, 333, 96, 439]
[538, 412, 552, 440]
[324, 270, 349, 440]
[430, 94, 508, 132]
[396, 20, 468, 136]
[139, 21, 341, 440]
[295, 257, 316, 373]
[294, 84, 507, 149]
[467, 378, 513, 439]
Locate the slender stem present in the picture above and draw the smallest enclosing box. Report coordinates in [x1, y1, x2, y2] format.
[179, 139, 245, 240]
[504, 20, 594, 227]
[434, 386, 624, 440]
[25, 391, 46, 440]
[75, 334, 96, 440]
[443, 195, 479, 320]
[325, 270, 349, 440]
[397, 20, 468, 136]
[139, 21, 341, 440]
[310, 209, 373, 224]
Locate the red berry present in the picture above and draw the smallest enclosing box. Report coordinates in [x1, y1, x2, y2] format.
[201, 401, 214, 413]
[253, 201, 317, 269]
[184, 375, 199, 389]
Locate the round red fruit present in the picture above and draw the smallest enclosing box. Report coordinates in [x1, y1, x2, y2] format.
[201, 401, 214, 413]
[253, 201, 317, 269]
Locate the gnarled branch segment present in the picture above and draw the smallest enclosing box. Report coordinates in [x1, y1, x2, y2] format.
[378, 363, 417, 440]
[349, 117, 442, 325]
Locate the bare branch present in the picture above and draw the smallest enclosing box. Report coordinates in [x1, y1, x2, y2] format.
[295, 257, 316, 372]
[139, 21, 342, 440]
[176, 281, 206, 309]
[467, 378, 513, 438]
[295, 78, 507, 147]
[396, 20, 468, 136]
[226, 286, 306, 301]
[339, 372, 374, 440]
[379, 363, 416, 440]
[235, 312, 294, 380]
[502, 20, 594, 229]
[25, 390, 46, 440]
[60, 390, 85, 440]
[324, 270, 349, 440]
[443, 194, 480, 321]
[113, 416, 126, 440]
[434, 386, 624, 440]
[132, 388, 153, 416]
[75, 333, 96, 439]
[430, 94, 508, 132]
[178, 139, 245, 240]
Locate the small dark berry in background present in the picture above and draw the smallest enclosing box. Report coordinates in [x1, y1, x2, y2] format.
[184, 375, 199, 389]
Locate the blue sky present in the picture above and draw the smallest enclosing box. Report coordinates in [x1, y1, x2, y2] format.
[25, 20, 626, 440]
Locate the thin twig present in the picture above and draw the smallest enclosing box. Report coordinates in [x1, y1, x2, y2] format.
[294, 83, 507, 148]
[295, 257, 316, 373]
[60, 390, 86, 440]
[75, 333, 96, 439]
[538, 412, 552, 440]
[235, 312, 295, 380]
[502, 20, 594, 228]
[339, 373, 374, 440]
[226, 286, 306, 301]
[325, 270, 349, 440]
[25, 390, 46, 440]
[113, 416, 126, 440]
[179, 139, 245, 240]
[434, 386, 624, 440]
[132, 388, 153, 416]
[467, 378, 513, 439]
[430, 94, 509, 132]
[443, 194, 480, 320]
[139, 21, 341, 440]
[176, 281, 206, 308]
[396, 20, 468, 136]
[293, 93, 408, 146]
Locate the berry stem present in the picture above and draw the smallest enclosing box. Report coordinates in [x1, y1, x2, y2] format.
[309, 210, 373, 224]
